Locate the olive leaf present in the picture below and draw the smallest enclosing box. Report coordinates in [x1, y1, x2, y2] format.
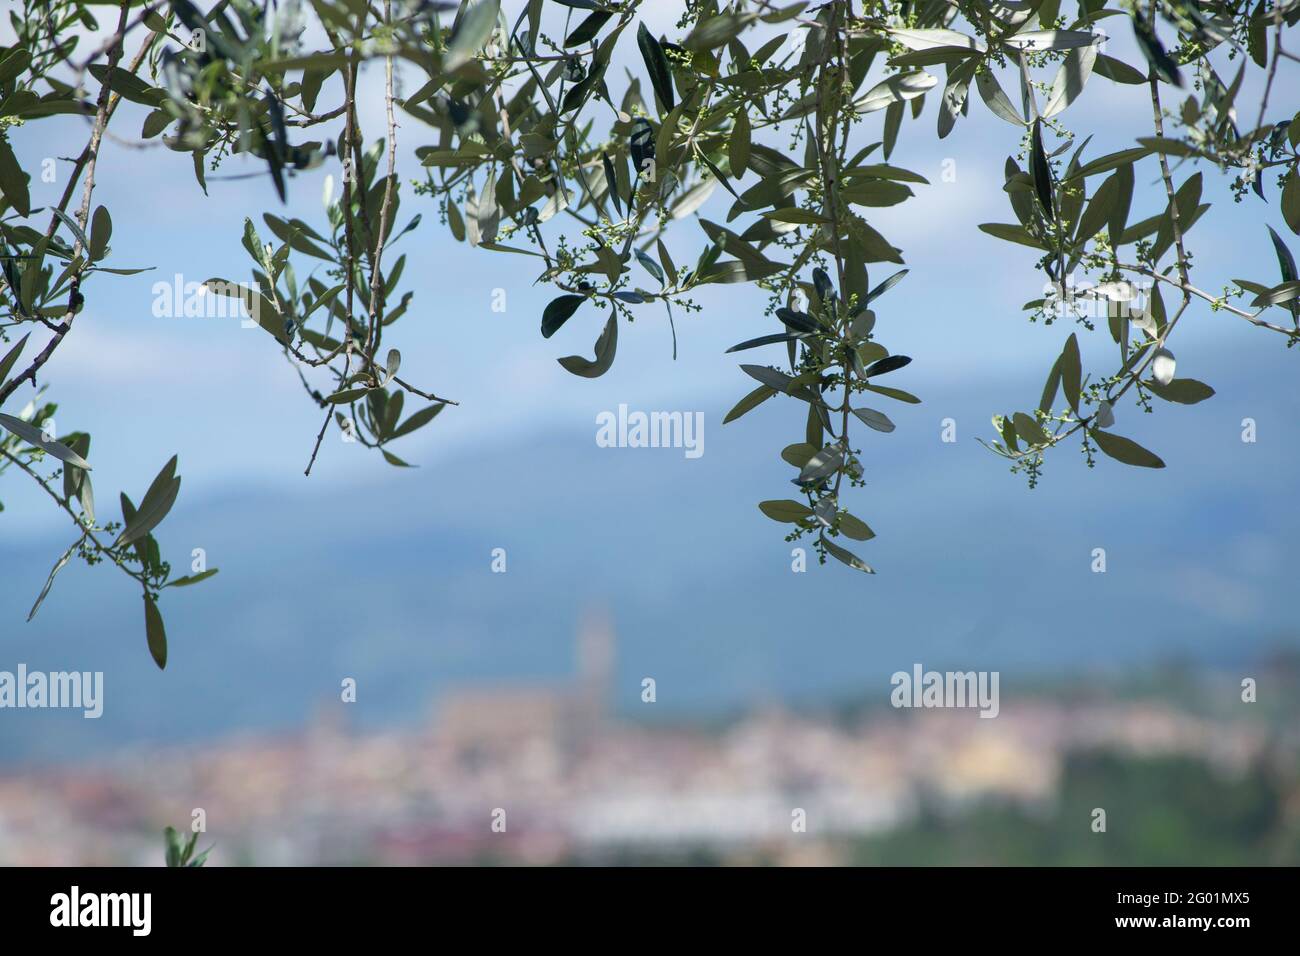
[144, 596, 168, 670]
[637, 23, 675, 112]
[0, 413, 92, 470]
[542, 294, 586, 338]
[558, 314, 618, 378]
[1091, 429, 1166, 468]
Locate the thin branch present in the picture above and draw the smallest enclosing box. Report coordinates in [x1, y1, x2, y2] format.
[1117, 263, 1298, 336]
[367, 0, 400, 360]
[0, 447, 146, 588]
[0, 3, 152, 409]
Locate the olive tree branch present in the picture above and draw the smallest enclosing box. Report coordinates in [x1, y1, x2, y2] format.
[0, 1, 146, 410]
[0, 446, 147, 589]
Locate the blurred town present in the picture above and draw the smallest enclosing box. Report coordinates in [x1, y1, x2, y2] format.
[2, 613, 1298, 866]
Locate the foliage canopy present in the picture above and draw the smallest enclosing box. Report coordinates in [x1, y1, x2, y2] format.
[2, 0, 1299, 665]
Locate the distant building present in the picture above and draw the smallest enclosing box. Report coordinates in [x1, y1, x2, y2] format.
[576, 606, 615, 727]
[437, 686, 578, 752]
[434, 608, 615, 757]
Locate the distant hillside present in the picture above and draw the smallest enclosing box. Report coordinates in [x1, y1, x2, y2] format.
[2, 371, 1298, 764]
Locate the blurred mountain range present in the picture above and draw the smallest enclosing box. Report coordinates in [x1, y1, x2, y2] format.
[2, 363, 1298, 764]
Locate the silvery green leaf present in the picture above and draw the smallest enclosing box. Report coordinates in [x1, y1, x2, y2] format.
[1132, 13, 1183, 87]
[1132, 310, 1158, 338]
[557, 314, 618, 378]
[862, 354, 912, 378]
[938, 59, 977, 138]
[823, 536, 874, 574]
[798, 445, 844, 482]
[535, 184, 569, 224]
[118, 456, 180, 546]
[1092, 429, 1165, 468]
[975, 70, 1025, 125]
[849, 310, 876, 340]
[1249, 280, 1300, 308]
[1146, 378, 1215, 404]
[758, 499, 813, 523]
[852, 407, 895, 433]
[740, 364, 795, 392]
[1091, 281, 1138, 301]
[1043, 43, 1097, 117]
[670, 178, 716, 219]
[723, 385, 776, 424]
[854, 71, 937, 114]
[866, 269, 908, 304]
[1012, 412, 1048, 445]
[477, 170, 500, 243]
[444, 0, 500, 73]
[812, 269, 834, 303]
[165, 568, 219, 588]
[0, 413, 92, 470]
[50, 207, 90, 254]
[325, 387, 370, 404]
[1030, 119, 1054, 222]
[27, 537, 81, 622]
[77, 473, 95, 525]
[776, 308, 819, 334]
[838, 512, 875, 541]
[145, 597, 167, 670]
[1004, 29, 1099, 51]
[635, 250, 664, 283]
[541, 294, 586, 338]
[637, 23, 675, 112]
[1060, 333, 1082, 413]
[1151, 348, 1176, 386]
[0, 332, 30, 386]
[813, 497, 837, 528]
[726, 333, 798, 354]
[889, 28, 985, 52]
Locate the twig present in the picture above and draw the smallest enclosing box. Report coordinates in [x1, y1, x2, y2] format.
[0, 2, 149, 408]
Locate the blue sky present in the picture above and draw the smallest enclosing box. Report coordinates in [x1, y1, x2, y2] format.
[2, 6, 1299, 762]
